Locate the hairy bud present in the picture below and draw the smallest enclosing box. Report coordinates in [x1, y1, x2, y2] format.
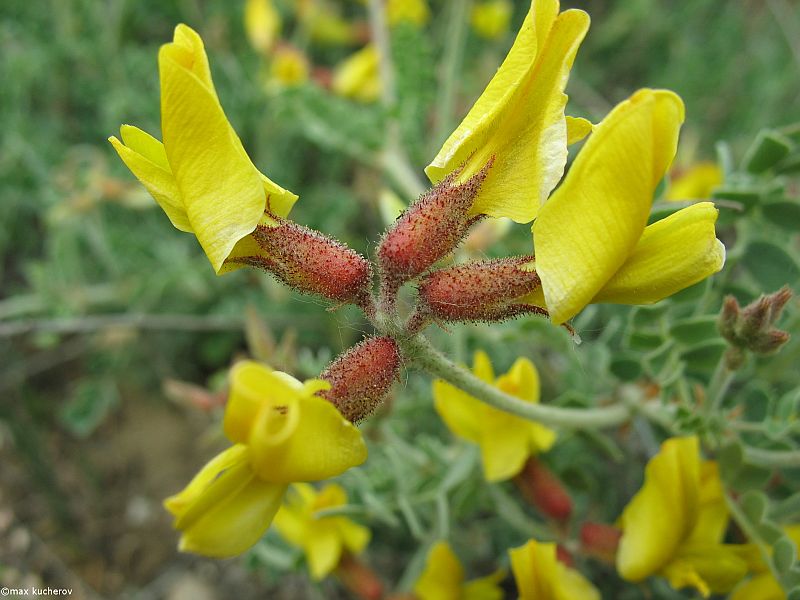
[319, 336, 401, 422]
[718, 286, 792, 364]
[378, 161, 492, 284]
[580, 522, 621, 563]
[248, 219, 371, 305]
[417, 256, 542, 322]
[514, 458, 573, 521]
[336, 554, 384, 600]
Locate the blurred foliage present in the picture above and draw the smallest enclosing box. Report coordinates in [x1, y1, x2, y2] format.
[1, 0, 799, 597]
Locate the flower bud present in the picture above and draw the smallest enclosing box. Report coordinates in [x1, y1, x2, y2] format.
[514, 458, 573, 521]
[717, 286, 792, 362]
[319, 336, 401, 422]
[336, 553, 384, 600]
[417, 256, 541, 322]
[250, 219, 371, 305]
[378, 161, 492, 284]
[580, 522, 621, 563]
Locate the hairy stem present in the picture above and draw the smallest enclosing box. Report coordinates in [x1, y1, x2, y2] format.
[400, 334, 633, 429]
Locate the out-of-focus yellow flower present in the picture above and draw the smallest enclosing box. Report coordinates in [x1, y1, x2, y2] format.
[433, 351, 556, 482]
[269, 44, 310, 87]
[426, 0, 590, 223]
[470, 0, 513, 40]
[274, 483, 370, 580]
[332, 44, 382, 103]
[245, 0, 281, 54]
[617, 436, 748, 597]
[529, 89, 726, 324]
[164, 361, 367, 558]
[299, 0, 360, 46]
[730, 525, 800, 600]
[388, 0, 430, 28]
[109, 25, 298, 274]
[666, 161, 723, 201]
[510, 539, 600, 600]
[414, 541, 504, 600]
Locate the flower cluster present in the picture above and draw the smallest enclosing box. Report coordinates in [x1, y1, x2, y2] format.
[109, 0, 735, 594]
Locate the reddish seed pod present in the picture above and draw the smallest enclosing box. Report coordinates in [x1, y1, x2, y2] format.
[418, 256, 541, 321]
[319, 336, 401, 423]
[514, 458, 573, 522]
[580, 522, 622, 563]
[378, 161, 492, 283]
[248, 219, 371, 305]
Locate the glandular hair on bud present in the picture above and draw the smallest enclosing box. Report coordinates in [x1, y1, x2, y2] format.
[319, 336, 401, 423]
[249, 219, 371, 305]
[418, 256, 541, 322]
[377, 160, 492, 283]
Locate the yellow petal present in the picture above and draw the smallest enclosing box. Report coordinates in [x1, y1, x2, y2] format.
[496, 357, 540, 402]
[470, 0, 513, 40]
[388, 0, 430, 27]
[686, 461, 729, 545]
[433, 379, 485, 443]
[245, 0, 281, 54]
[566, 115, 593, 144]
[592, 202, 725, 305]
[534, 89, 685, 324]
[426, 1, 590, 223]
[248, 392, 367, 483]
[730, 573, 784, 600]
[165, 445, 287, 558]
[414, 541, 465, 600]
[336, 517, 371, 555]
[108, 126, 191, 231]
[332, 45, 382, 103]
[472, 350, 496, 383]
[462, 569, 505, 600]
[159, 24, 296, 273]
[273, 483, 315, 547]
[223, 361, 305, 444]
[306, 523, 344, 579]
[510, 539, 600, 600]
[664, 544, 748, 596]
[666, 162, 722, 201]
[479, 416, 533, 481]
[617, 436, 701, 582]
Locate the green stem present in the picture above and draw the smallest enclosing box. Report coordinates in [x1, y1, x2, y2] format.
[744, 446, 800, 469]
[433, 0, 472, 150]
[400, 334, 632, 429]
[706, 356, 735, 415]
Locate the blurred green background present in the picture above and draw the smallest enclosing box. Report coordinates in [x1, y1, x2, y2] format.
[1, 0, 799, 598]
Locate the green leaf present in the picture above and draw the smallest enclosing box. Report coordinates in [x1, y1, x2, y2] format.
[761, 199, 800, 231]
[718, 441, 744, 480]
[759, 521, 785, 545]
[627, 331, 664, 350]
[733, 464, 774, 492]
[743, 130, 794, 174]
[610, 354, 643, 381]
[712, 186, 762, 211]
[669, 316, 720, 346]
[741, 241, 800, 292]
[680, 340, 727, 374]
[774, 536, 797, 574]
[741, 489, 768, 523]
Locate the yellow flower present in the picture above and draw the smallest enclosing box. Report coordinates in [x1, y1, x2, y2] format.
[426, 0, 591, 223]
[730, 525, 800, 600]
[299, 0, 359, 46]
[164, 361, 367, 558]
[388, 0, 430, 28]
[471, 0, 513, 40]
[666, 161, 723, 201]
[617, 436, 748, 596]
[274, 483, 370, 580]
[509, 539, 600, 600]
[245, 0, 281, 54]
[414, 541, 504, 600]
[530, 89, 726, 324]
[332, 44, 382, 103]
[433, 351, 556, 482]
[109, 25, 298, 274]
[269, 45, 310, 87]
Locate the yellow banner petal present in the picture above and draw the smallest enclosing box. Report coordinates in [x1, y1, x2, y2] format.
[433, 379, 485, 443]
[617, 436, 700, 582]
[593, 202, 725, 305]
[415, 541, 465, 600]
[511, 539, 599, 599]
[159, 25, 296, 273]
[426, 0, 590, 223]
[534, 89, 685, 324]
[566, 115, 593, 144]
